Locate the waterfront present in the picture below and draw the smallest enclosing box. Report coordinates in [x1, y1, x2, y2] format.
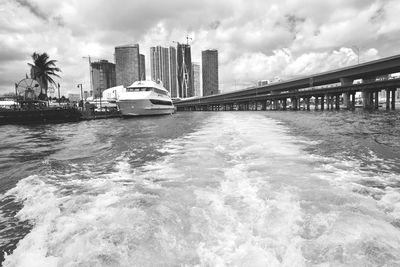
[0, 111, 400, 266]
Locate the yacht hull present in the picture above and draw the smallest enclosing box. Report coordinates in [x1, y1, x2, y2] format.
[117, 99, 174, 116]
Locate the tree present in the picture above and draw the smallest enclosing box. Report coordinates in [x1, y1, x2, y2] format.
[28, 52, 61, 96]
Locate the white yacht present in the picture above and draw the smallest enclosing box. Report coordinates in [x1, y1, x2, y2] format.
[117, 80, 175, 116]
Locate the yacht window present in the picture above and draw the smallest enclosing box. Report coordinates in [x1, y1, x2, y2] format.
[152, 88, 167, 95]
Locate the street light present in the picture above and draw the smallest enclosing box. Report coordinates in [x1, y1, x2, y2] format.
[77, 84, 83, 100]
[77, 84, 83, 110]
[352, 45, 360, 64]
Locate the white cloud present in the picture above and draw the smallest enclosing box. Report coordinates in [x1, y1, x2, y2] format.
[0, 0, 400, 95]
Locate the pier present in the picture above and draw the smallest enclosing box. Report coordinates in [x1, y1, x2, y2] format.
[175, 54, 400, 112]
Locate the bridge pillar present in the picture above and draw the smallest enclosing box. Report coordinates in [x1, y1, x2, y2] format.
[291, 98, 297, 110]
[362, 91, 373, 109]
[314, 97, 318, 110]
[261, 101, 266, 111]
[327, 95, 331, 110]
[321, 95, 325, 111]
[351, 93, 356, 109]
[392, 89, 396, 110]
[306, 98, 310, 110]
[386, 89, 390, 110]
[343, 92, 350, 109]
[374, 91, 379, 110]
[329, 95, 333, 110]
[335, 95, 340, 110]
[283, 99, 287, 110]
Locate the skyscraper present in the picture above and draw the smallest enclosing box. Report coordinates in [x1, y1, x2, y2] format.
[150, 46, 178, 97]
[139, 54, 146, 81]
[191, 62, 201, 97]
[202, 49, 219, 96]
[169, 46, 178, 98]
[115, 44, 140, 87]
[177, 43, 192, 98]
[91, 60, 116, 97]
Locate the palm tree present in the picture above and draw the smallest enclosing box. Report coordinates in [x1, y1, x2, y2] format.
[28, 52, 61, 97]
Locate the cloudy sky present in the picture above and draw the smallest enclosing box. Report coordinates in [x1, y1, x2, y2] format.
[1, 0, 400, 96]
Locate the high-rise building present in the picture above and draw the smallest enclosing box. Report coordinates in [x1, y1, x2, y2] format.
[150, 46, 169, 90]
[115, 44, 141, 87]
[139, 54, 146, 81]
[202, 49, 219, 96]
[191, 62, 201, 97]
[169, 46, 178, 98]
[150, 46, 178, 97]
[177, 43, 192, 98]
[91, 60, 116, 97]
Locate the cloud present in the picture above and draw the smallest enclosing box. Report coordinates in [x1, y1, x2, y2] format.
[15, 0, 47, 21]
[0, 0, 400, 95]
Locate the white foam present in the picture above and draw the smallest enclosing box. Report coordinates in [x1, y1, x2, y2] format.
[4, 112, 400, 266]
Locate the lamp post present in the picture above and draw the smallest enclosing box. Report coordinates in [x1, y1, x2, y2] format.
[77, 84, 83, 110]
[352, 45, 360, 64]
[97, 88, 102, 111]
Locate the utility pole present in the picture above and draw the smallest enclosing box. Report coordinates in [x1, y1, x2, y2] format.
[352, 46, 360, 64]
[77, 84, 83, 110]
[77, 84, 83, 100]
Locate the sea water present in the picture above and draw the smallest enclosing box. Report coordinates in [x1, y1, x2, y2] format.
[0, 111, 399, 266]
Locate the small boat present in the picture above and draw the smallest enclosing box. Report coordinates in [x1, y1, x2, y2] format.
[117, 80, 175, 116]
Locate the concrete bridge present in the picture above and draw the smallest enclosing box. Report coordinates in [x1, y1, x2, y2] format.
[175, 54, 400, 111]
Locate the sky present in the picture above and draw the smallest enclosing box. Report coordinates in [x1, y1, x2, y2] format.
[1, 0, 400, 96]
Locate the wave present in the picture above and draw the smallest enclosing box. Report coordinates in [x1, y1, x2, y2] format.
[3, 113, 400, 266]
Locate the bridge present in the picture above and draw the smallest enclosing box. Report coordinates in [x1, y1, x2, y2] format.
[175, 54, 400, 111]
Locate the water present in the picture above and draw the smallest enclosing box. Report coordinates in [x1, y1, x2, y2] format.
[0, 111, 399, 266]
